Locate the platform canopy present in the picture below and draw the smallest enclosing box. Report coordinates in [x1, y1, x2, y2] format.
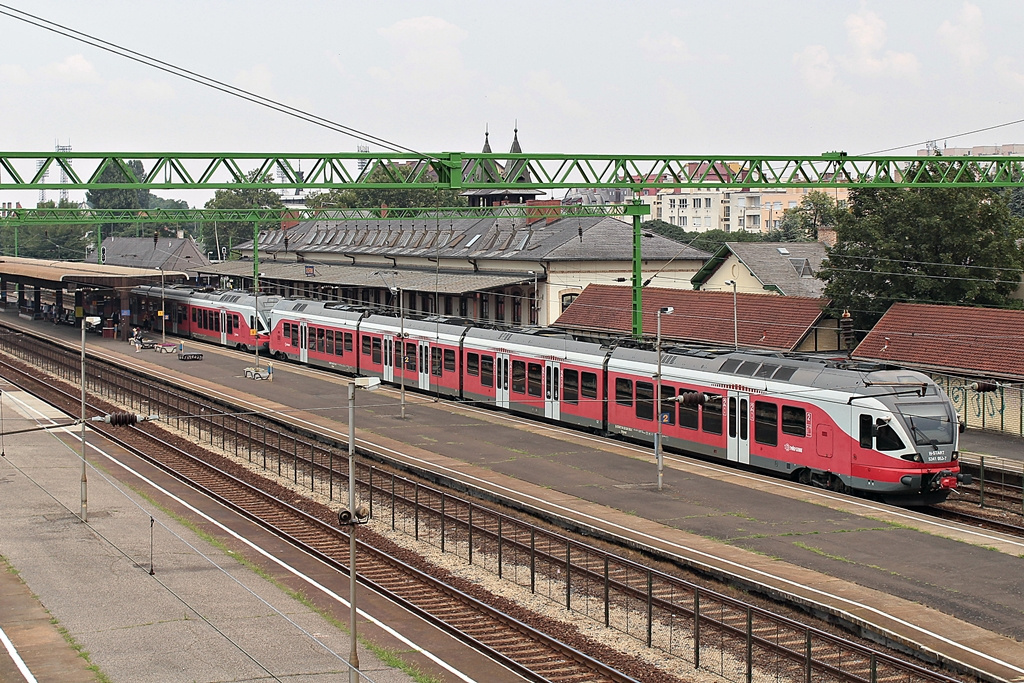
[0, 257, 188, 291]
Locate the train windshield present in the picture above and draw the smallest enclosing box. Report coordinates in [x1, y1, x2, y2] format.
[897, 402, 954, 446]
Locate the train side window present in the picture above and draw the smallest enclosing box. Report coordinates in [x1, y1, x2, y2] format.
[660, 385, 675, 425]
[403, 341, 416, 371]
[317, 328, 326, 353]
[326, 330, 334, 355]
[362, 336, 372, 356]
[291, 325, 299, 348]
[215, 313, 221, 332]
[480, 356, 494, 387]
[512, 360, 527, 394]
[615, 378, 633, 407]
[444, 349, 456, 372]
[859, 414, 873, 448]
[432, 347, 443, 376]
[528, 363, 543, 397]
[679, 390, 699, 430]
[371, 338, 382, 364]
[563, 369, 579, 404]
[782, 405, 806, 437]
[467, 352, 479, 376]
[754, 401, 778, 446]
[581, 372, 598, 400]
[635, 381, 654, 421]
[344, 333, 353, 352]
[192, 308, 197, 323]
[283, 322, 291, 340]
[334, 332, 344, 356]
[702, 394, 723, 434]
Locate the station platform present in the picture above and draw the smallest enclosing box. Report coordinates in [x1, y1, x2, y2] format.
[9, 312, 1024, 682]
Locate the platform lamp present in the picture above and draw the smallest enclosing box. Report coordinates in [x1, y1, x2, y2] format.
[343, 376, 379, 683]
[159, 266, 165, 345]
[374, 271, 406, 419]
[724, 280, 738, 350]
[655, 306, 673, 491]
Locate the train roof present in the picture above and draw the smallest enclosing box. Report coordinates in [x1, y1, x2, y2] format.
[465, 326, 607, 357]
[271, 298, 367, 323]
[361, 313, 471, 338]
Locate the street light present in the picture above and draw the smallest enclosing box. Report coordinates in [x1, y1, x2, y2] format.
[344, 376, 379, 683]
[528, 270, 537, 325]
[374, 271, 406, 419]
[655, 306, 673, 491]
[724, 280, 738, 350]
[159, 267, 165, 345]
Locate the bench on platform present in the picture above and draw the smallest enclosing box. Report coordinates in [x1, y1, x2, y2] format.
[244, 366, 271, 380]
[139, 339, 156, 350]
[178, 352, 203, 361]
[156, 343, 179, 354]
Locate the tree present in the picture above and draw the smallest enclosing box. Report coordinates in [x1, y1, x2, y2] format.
[203, 169, 284, 258]
[306, 163, 467, 211]
[642, 221, 763, 254]
[0, 199, 89, 260]
[819, 185, 1024, 331]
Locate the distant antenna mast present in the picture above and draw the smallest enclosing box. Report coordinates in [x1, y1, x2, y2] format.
[36, 159, 48, 204]
[925, 140, 939, 156]
[357, 145, 369, 172]
[55, 140, 72, 203]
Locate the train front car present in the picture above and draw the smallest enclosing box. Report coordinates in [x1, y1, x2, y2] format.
[849, 369, 966, 505]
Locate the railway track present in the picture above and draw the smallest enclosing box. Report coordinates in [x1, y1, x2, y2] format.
[0, 323, 974, 682]
[0, 355, 651, 683]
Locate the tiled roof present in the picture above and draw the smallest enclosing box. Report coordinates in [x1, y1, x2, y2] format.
[244, 215, 710, 263]
[693, 242, 827, 297]
[554, 284, 828, 350]
[854, 302, 1024, 380]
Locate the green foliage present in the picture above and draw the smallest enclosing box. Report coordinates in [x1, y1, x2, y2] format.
[819, 186, 1024, 331]
[306, 164, 467, 210]
[0, 199, 89, 260]
[203, 170, 284, 257]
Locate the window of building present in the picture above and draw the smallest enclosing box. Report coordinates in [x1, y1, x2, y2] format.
[680, 198, 688, 209]
[680, 216, 687, 227]
[693, 217, 702, 227]
[481, 296, 490, 320]
[496, 296, 505, 321]
[512, 296, 522, 324]
[561, 293, 579, 312]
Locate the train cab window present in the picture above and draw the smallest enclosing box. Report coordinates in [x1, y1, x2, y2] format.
[362, 336, 372, 356]
[635, 381, 654, 421]
[581, 372, 598, 400]
[679, 391, 699, 430]
[859, 414, 873, 448]
[444, 349, 456, 372]
[615, 378, 634, 407]
[467, 352, 480, 376]
[326, 330, 334, 355]
[511, 360, 527, 394]
[754, 401, 778, 446]
[432, 347, 443, 376]
[480, 355, 494, 387]
[405, 341, 417, 371]
[371, 338, 382, 364]
[875, 420, 905, 452]
[528, 363, 542, 397]
[781, 406, 806, 437]
[563, 369, 579, 404]
[702, 394, 723, 434]
[344, 333, 353, 352]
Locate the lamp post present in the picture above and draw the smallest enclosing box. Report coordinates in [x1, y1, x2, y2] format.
[373, 270, 406, 419]
[655, 306, 673, 491]
[345, 377, 379, 683]
[80, 313, 87, 521]
[253, 274, 263, 371]
[528, 270, 537, 325]
[159, 267, 165, 345]
[724, 279, 738, 350]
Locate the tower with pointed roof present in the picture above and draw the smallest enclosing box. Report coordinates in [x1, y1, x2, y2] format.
[462, 128, 544, 207]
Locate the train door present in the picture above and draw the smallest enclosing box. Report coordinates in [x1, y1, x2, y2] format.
[299, 322, 309, 363]
[495, 352, 510, 409]
[382, 334, 394, 382]
[727, 390, 750, 464]
[545, 361, 560, 420]
[418, 341, 430, 390]
[219, 309, 228, 346]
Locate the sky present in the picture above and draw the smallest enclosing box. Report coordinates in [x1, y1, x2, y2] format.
[2, 0, 1024, 208]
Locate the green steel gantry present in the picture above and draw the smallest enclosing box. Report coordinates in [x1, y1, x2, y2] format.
[3, 149, 1023, 337]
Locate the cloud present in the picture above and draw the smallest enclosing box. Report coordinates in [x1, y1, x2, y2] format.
[839, 9, 919, 78]
[370, 16, 471, 92]
[0, 63, 30, 85]
[40, 54, 100, 84]
[637, 32, 693, 65]
[993, 56, 1024, 89]
[233, 64, 276, 97]
[937, 2, 986, 69]
[793, 45, 836, 90]
[107, 78, 175, 101]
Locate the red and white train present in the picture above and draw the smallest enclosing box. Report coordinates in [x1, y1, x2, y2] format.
[132, 285, 968, 505]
